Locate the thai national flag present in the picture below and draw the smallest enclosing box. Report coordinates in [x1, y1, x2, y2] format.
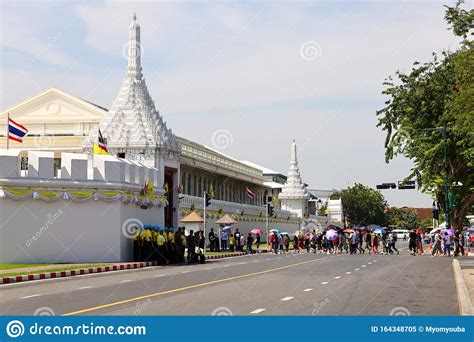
[245, 186, 255, 199]
[8, 118, 28, 143]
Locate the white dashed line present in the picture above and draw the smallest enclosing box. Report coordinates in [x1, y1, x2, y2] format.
[204, 268, 212, 270]
[373, 260, 377, 262]
[76, 286, 93, 290]
[303, 288, 313, 292]
[180, 271, 189, 274]
[368, 262, 372, 265]
[20, 294, 41, 299]
[362, 265, 367, 268]
[253, 260, 259, 263]
[265, 258, 272, 261]
[345, 272, 351, 275]
[281, 296, 294, 301]
[250, 308, 266, 314]
[355, 268, 360, 271]
[223, 265, 230, 268]
[120, 279, 132, 283]
[321, 281, 329, 285]
[334, 276, 341, 279]
[154, 274, 165, 278]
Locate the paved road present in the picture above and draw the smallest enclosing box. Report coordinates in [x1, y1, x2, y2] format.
[0, 244, 459, 316]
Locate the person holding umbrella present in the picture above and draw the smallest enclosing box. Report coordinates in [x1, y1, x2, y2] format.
[443, 231, 451, 256]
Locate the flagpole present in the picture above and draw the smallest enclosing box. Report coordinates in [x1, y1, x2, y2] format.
[6, 112, 9, 150]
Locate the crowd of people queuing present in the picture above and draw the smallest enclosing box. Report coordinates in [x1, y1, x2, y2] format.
[132, 226, 206, 265]
[265, 228, 400, 255]
[132, 224, 471, 266]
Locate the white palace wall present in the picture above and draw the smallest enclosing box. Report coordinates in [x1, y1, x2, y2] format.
[0, 149, 165, 264]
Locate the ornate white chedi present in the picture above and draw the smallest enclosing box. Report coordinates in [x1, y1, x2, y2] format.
[278, 140, 310, 218]
[83, 14, 180, 166]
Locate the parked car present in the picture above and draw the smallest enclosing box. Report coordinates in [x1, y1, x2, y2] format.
[392, 229, 409, 239]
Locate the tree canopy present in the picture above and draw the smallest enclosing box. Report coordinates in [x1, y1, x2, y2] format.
[340, 183, 387, 226]
[376, 1, 473, 227]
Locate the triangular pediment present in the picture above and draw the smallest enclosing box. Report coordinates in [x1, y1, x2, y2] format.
[1, 87, 107, 124]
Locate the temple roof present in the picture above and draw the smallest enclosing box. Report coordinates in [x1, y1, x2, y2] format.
[84, 14, 179, 153]
[279, 140, 310, 200]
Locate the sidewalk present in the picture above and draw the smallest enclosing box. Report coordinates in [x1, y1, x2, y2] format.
[453, 258, 474, 315]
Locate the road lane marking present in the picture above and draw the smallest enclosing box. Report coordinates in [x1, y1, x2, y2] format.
[334, 276, 341, 279]
[362, 265, 367, 268]
[250, 308, 266, 314]
[253, 260, 259, 263]
[154, 275, 165, 278]
[180, 271, 189, 274]
[368, 262, 372, 265]
[303, 288, 313, 292]
[281, 296, 294, 301]
[321, 282, 329, 285]
[120, 280, 132, 283]
[204, 268, 212, 270]
[265, 258, 271, 260]
[63, 256, 331, 316]
[345, 272, 351, 274]
[20, 294, 41, 299]
[354, 268, 360, 271]
[77, 286, 93, 290]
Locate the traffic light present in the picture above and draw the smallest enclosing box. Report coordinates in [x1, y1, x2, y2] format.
[376, 183, 397, 189]
[398, 180, 415, 189]
[267, 203, 275, 217]
[204, 191, 211, 207]
[432, 201, 439, 220]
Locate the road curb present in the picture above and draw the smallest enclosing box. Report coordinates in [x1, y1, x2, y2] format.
[452, 259, 474, 315]
[0, 251, 260, 285]
[0, 262, 158, 285]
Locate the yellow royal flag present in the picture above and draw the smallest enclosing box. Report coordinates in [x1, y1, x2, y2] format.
[209, 181, 215, 198]
[94, 143, 109, 155]
[147, 180, 154, 197]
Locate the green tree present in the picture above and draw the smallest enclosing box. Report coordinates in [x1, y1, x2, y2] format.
[376, 1, 473, 228]
[385, 207, 420, 230]
[340, 183, 387, 226]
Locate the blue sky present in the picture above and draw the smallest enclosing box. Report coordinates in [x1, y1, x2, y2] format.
[0, 0, 462, 207]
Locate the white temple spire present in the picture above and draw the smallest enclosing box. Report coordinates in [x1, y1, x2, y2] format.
[127, 13, 142, 79]
[83, 13, 180, 164]
[279, 140, 310, 200]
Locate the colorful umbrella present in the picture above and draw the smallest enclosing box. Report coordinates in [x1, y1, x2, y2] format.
[280, 232, 289, 235]
[222, 226, 233, 231]
[270, 229, 280, 233]
[250, 228, 263, 234]
[325, 229, 338, 241]
[441, 228, 455, 236]
[343, 229, 354, 233]
[374, 228, 386, 234]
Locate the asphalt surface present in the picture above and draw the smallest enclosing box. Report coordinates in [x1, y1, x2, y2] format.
[0, 243, 459, 316]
